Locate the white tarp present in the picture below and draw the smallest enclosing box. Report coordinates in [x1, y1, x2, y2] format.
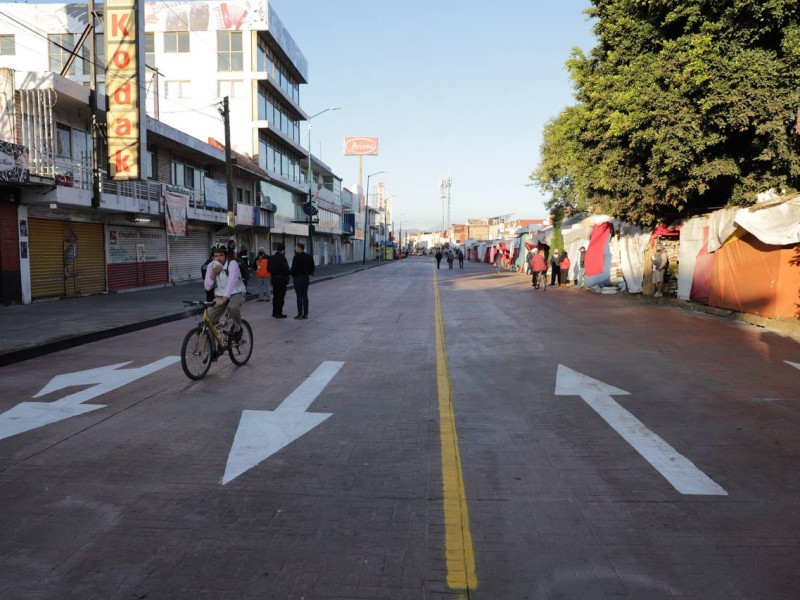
[735, 196, 800, 246]
[707, 207, 738, 253]
[677, 216, 709, 300]
[617, 223, 649, 293]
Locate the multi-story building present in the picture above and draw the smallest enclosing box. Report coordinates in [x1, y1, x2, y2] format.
[0, 67, 270, 304]
[0, 0, 350, 267]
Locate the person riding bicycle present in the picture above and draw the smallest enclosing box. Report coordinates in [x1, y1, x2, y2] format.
[204, 243, 245, 341]
[530, 248, 547, 288]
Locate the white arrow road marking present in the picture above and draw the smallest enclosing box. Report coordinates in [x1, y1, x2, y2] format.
[222, 360, 344, 485]
[786, 361, 800, 371]
[0, 357, 180, 441]
[555, 364, 728, 496]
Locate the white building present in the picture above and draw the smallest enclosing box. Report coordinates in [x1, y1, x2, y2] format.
[0, 0, 354, 265]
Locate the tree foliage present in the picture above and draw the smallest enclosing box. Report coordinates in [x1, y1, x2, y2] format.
[531, 0, 800, 227]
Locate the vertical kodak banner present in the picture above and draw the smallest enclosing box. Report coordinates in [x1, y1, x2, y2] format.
[106, 0, 145, 179]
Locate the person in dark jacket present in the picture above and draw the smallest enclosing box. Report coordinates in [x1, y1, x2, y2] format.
[269, 243, 290, 318]
[290, 243, 315, 319]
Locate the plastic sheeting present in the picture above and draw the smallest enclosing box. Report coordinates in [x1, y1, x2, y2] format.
[690, 227, 714, 304]
[585, 222, 613, 287]
[707, 207, 738, 253]
[735, 196, 800, 246]
[618, 223, 650, 294]
[709, 233, 800, 319]
[677, 216, 709, 300]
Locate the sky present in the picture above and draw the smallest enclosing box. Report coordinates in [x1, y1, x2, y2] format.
[269, 0, 597, 230]
[21, 0, 598, 231]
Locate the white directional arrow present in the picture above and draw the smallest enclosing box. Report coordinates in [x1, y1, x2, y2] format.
[0, 357, 180, 441]
[786, 361, 800, 371]
[222, 360, 344, 485]
[555, 364, 727, 496]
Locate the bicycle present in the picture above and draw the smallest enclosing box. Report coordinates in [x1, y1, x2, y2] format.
[180, 300, 253, 380]
[532, 270, 547, 291]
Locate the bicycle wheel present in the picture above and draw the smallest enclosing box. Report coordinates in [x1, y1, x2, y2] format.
[541, 272, 547, 291]
[181, 326, 213, 380]
[228, 319, 253, 366]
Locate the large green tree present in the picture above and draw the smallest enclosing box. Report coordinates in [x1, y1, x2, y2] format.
[532, 0, 800, 227]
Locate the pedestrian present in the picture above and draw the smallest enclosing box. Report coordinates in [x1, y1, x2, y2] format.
[525, 248, 533, 275]
[577, 246, 586, 288]
[550, 249, 561, 286]
[269, 243, 290, 318]
[652, 243, 669, 297]
[447, 249, 455, 269]
[435, 249, 443, 269]
[238, 244, 250, 292]
[291, 242, 315, 319]
[200, 250, 216, 302]
[530, 248, 547, 288]
[494, 247, 502, 273]
[254, 247, 270, 302]
[457, 249, 464, 269]
[559, 250, 571, 288]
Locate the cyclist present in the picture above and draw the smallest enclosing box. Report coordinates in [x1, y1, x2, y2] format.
[204, 243, 245, 341]
[530, 248, 547, 289]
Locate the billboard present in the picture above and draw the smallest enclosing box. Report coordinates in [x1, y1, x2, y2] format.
[106, 0, 146, 180]
[344, 137, 379, 156]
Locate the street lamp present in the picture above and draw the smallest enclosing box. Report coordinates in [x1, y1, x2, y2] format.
[306, 107, 340, 263]
[362, 170, 386, 265]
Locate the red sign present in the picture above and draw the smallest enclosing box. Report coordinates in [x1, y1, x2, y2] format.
[344, 136, 379, 156]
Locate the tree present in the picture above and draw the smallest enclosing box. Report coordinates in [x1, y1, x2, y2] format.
[532, 0, 800, 227]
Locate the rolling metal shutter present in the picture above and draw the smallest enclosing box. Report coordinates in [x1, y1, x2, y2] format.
[29, 219, 106, 300]
[29, 218, 64, 299]
[67, 222, 106, 296]
[168, 228, 210, 283]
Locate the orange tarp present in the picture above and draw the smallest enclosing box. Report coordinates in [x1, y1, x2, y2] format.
[709, 233, 800, 320]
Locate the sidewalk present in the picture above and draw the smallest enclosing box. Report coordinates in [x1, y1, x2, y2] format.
[0, 260, 391, 367]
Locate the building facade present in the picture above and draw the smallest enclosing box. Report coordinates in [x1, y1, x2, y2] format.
[0, 0, 351, 267]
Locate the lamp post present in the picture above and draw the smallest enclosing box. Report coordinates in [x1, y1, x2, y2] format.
[362, 170, 385, 265]
[306, 107, 340, 264]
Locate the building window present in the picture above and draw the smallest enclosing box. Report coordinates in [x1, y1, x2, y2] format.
[93, 33, 105, 70]
[147, 149, 156, 179]
[217, 31, 243, 71]
[56, 124, 72, 158]
[172, 160, 185, 187]
[48, 34, 75, 75]
[0, 35, 15, 56]
[164, 31, 190, 53]
[165, 80, 191, 99]
[145, 33, 155, 67]
[217, 79, 244, 98]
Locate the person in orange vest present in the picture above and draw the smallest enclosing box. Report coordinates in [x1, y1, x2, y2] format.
[559, 250, 571, 288]
[254, 247, 271, 302]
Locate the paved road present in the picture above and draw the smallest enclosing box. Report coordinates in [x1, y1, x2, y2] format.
[1, 257, 798, 599]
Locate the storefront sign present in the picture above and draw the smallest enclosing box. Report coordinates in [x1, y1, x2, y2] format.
[106, 0, 145, 179]
[344, 137, 379, 156]
[164, 191, 188, 236]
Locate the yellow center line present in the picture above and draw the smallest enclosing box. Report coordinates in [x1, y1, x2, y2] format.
[434, 268, 478, 592]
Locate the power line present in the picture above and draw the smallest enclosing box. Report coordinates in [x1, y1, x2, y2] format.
[0, 9, 223, 124]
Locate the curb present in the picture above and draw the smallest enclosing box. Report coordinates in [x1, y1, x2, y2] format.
[0, 263, 383, 367]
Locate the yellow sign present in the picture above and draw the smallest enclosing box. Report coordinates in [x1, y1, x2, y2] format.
[106, 2, 143, 179]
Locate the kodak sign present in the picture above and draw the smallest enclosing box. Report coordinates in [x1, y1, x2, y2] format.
[105, 0, 145, 179]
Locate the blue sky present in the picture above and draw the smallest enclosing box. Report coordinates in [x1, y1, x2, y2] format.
[23, 0, 597, 230]
[271, 0, 597, 229]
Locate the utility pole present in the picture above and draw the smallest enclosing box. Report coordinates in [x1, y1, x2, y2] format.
[220, 96, 234, 233]
[88, 0, 101, 209]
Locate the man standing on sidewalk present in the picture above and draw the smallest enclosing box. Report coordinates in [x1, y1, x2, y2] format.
[269, 243, 290, 318]
[291, 243, 315, 320]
